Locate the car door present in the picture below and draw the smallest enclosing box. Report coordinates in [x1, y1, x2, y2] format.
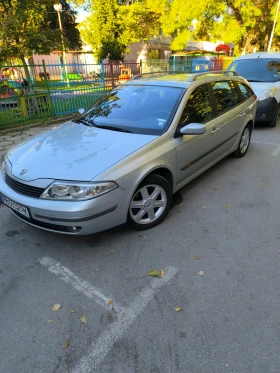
[172, 83, 223, 186]
[209, 80, 245, 153]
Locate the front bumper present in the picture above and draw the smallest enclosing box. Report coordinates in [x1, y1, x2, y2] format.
[0, 171, 133, 235]
[256, 97, 278, 122]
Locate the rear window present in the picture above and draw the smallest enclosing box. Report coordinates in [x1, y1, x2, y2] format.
[228, 58, 280, 82]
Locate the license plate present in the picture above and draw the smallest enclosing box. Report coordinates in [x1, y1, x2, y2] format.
[0, 194, 30, 218]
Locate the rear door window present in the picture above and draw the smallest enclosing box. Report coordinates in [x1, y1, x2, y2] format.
[211, 80, 240, 114]
[236, 81, 254, 101]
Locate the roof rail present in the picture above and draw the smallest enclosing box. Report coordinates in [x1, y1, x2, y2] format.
[131, 70, 239, 82]
[131, 71, 190, 80]
[187, 70, 239, 82]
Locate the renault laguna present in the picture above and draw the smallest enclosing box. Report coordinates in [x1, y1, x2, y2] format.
[0, 71, 256, 235]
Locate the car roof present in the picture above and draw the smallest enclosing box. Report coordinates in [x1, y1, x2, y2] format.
[234, 52, 280, 60]
[125, 71, 249, 89]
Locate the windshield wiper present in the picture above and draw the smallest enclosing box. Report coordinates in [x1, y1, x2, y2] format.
[73, 118, 92, 126]
[247, 79, 264, 82]
[74, 119, 132, 133]
[93, 124, 132, 133]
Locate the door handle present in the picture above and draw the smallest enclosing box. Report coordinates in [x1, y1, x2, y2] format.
[239, 111, 246, 117]
[211, 127, 220, 134]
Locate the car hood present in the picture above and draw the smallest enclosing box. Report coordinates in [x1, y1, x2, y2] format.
[249, 82, 276, 98]
[7, 122, 157, 182]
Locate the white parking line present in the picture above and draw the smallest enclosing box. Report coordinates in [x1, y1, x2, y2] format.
[271, 145, 280, 156]
[39, 256, 122, 312]
[251, 140, 280, 146]
[71, 266, 178, 373]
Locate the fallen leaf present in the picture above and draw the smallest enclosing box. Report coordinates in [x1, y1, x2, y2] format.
[213, 187, 218, 190]
[202, 206, 208, 210]
[63, 340, 70, 349]
[149, 269, 162, 278]
[80, 315, 88, 324]
[110, 250, 114, 254]
[197, 271, 204, 276]
[48, 320, 53, 323]
[160, 270, 165, 276]
[195, 256, 200, 259]
[268, 184, 271, 187]
[70, 309, 75, 313]
[174, 308, 183, 312]
[107, 299, 112, 305]
[112, 307, 116, 314]
[96, 268, 99, 272]
[52, 304, 62, 311]
[226, 205, 231, 209]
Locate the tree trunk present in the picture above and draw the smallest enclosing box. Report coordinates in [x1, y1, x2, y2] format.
[19, 54, 40, 114]
[20, 55, 31, 82]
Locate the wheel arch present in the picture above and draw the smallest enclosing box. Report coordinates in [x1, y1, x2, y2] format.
[137, 166, 174, 190]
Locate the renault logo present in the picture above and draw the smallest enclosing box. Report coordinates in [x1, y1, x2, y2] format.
[20, 168, 28, 175]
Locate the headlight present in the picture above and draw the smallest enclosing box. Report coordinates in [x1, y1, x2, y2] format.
[40, 181, 118, 201]
[259, 87, 277, 101]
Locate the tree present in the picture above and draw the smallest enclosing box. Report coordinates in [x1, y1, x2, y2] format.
[47, 0, 82, 51]
[0, 0, 82, 79]
[0, 0, 60, 79]
[79, 0, 123, 60]
[79, 0, 161, 60]
[196, 0, 280, 54]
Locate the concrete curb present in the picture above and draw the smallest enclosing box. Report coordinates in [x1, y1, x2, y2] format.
[0, 114, 75, 136]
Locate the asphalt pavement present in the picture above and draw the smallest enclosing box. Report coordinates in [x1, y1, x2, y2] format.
[1, 122, 280, 373]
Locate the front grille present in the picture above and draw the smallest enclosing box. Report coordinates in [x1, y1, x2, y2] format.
[4, 173, 45, 198]
[12, 210, 81, 233]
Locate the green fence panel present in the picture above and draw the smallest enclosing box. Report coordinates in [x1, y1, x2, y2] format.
[0, 61, 106, 127]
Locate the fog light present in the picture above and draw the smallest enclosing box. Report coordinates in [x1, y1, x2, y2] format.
[67, 226, 81, 233]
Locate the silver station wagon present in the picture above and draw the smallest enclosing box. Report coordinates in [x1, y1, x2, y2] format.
[0, 71, 257, 235]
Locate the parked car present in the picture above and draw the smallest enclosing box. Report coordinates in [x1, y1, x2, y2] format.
[0, 71, 257, 235]
[228, 52, 280, 127]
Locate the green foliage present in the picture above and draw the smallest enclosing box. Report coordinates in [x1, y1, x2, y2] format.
[196, 0, 280, 53]
[79, 0, 124, 60]
[79, 0, 160, 60]
[0, 0, 60, 62]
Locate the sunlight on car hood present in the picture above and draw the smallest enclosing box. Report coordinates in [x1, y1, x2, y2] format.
[7, 121, 157, 182]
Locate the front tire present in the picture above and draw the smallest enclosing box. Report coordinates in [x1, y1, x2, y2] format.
[233, 124, 252, 158]
[127, 175, 173, 230]
[267, 104, 280, 128]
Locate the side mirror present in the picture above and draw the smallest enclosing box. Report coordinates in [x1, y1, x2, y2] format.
[180, 123, 206, 135]
[78, 108, 85, 115]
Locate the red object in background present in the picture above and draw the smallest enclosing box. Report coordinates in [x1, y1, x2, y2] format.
[215, 44, 231, 52]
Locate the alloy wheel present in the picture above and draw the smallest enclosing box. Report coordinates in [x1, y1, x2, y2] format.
[129, 184, 167, 225]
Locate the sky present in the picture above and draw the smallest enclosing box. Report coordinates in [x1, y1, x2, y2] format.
[75, 9, 90, 23]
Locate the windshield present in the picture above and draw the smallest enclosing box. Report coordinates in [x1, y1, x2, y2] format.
[78, 84, 184, 135]
[228, 58, 280, 82]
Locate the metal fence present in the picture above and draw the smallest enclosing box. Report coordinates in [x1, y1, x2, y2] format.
[0, 57, 234, 127]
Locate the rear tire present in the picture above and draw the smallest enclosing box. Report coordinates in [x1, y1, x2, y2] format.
[233, 124, 252, 158]
[127, 175, 173, 230]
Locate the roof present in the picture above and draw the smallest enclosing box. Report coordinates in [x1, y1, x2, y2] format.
[236, 52, 280, 60]
[126, 71, 247, 88]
